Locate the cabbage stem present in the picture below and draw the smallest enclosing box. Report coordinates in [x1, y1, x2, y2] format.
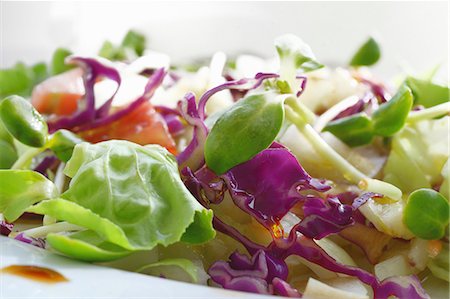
[407, 102, 450, 123]
[20, 221, 83, 238]
[285, 101, 366, 184]
[11, 147, 45, 170]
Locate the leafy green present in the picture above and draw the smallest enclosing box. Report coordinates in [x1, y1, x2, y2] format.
[0, 63, 33, 98]
[404, 76, 450, 108]
[323, 113, 374, 146]
[205, 92, 285, 174]
[0, 140, 17, 169]
[47, 231, 130, 262]
[275, 34, 323, 89]
[404, 189, 449, 240]
[137, 258, 199, 283]
[51, 48, 74, 75]
[62, 140, 214, 248]
[383, 116, 449, 194]
[349, 37, 381, 67]
[121, 30, 146, 57]
[0, 170, 58, 222]
[48, 129, 84, 162]
[0, 95, 48, 147]
[372, 85, 413, 136]
[323, 85, 413, 146]
[99, 30, 146, 61]
[27, 198, 132, 249]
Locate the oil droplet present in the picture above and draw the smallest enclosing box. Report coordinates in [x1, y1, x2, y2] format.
[271, 222, 285, 239]
[1, 265, 68, 284]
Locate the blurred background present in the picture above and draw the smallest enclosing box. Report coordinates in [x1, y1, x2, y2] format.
[1, 1, 449, 80]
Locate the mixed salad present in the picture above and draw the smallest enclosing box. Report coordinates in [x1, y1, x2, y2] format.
[0, 31, 449, 298]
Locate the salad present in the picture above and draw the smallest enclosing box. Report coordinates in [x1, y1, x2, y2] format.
[0, 31, 449, 299]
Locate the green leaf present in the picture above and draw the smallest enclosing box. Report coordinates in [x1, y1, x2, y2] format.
[323, 113, 374, 147]
[0, 95, 48, 147]
[0, 121, 13, 145]
[0, 170, 58, 222]
[349, 37, 381, 67]
[0, 63, 34, 98]
[404, 76, 450, 108]
[31, 63, 49, 85]
[27, 198, 132, 249]
[137, 258, 199, 283]
[99, 30, 146, 61]
[61, 140, 214, 249]
[47, 231, 130, 262]
[48, 129, 84, 162]
[181, 209, 215, 244]
[205, 92, 285, 174]
[0, 140, 17, 169]
[275, 34, 323, 90]
[51, 48, 74, 75]
[404, 189, 449, 240]
[121, 30, 146, 56]
[383, 116, 449, 194]
[372, 85, 413, 136]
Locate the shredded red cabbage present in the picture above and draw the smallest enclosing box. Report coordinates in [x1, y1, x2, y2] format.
[0, 220, 13, 236]
[222, 144, 332, 232]
[14, 233, 46, 249]
[48, 57, 121, 133]
[75, 68, 165, 132]
[177, 92, 209, 172]
[209, 250, 300, 297]
[33, 155, 58, 177]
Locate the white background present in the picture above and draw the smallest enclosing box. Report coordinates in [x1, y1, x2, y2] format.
[1, 1, 449, 80]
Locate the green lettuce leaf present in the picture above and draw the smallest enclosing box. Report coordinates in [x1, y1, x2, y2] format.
[383, 116, 449, 194]
[61, 140, 214, 249]
[0, 170, 58, 222]
[136, 258, 199, 283]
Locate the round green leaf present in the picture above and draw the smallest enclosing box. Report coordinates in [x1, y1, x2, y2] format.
[323, 113, 374, 147]
[372, 85, 413, 137]
[349, 37, 381, 67]
[205, 92, 285, 174]
[0, 95, 48, 147]
[404, 188, 449, 240]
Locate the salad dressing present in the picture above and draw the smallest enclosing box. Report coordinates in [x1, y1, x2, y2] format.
[1, 265, 68, 284]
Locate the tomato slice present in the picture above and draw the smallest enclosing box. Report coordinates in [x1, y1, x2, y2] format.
[79, 102, 177, 154]
[31, 68, 84, 116]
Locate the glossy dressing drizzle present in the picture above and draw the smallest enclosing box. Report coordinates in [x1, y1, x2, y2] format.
[1, 265, 68, 283]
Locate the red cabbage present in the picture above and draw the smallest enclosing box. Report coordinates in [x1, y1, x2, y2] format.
[177, 92, 209, 172]
[75, 68, 165, 132]
[0, 220, 13, 236]
[222, 144, 331, 231]
[209, 250, 299, 297]
[14, 233, 46, 249]
[155, 105, 184, 135]
[33, 155, 58, 177]
[48, 57, 121, 133]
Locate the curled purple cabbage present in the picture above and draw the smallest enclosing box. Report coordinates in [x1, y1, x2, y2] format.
[14, 233, 46, 249]
[209, 250, 299, 297]
[48, 57, 121, 133]
[295, 196, 354, 239]
[155, 105, 184, 135]
[75, 68, 165, 132]
[176, 93, 209, 172]
[0, 220, 13, 236]
[223, 143, 331, 230]
[34, 155, 58, 177]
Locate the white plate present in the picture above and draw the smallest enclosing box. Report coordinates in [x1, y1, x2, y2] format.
[0, 236, 275, 299]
